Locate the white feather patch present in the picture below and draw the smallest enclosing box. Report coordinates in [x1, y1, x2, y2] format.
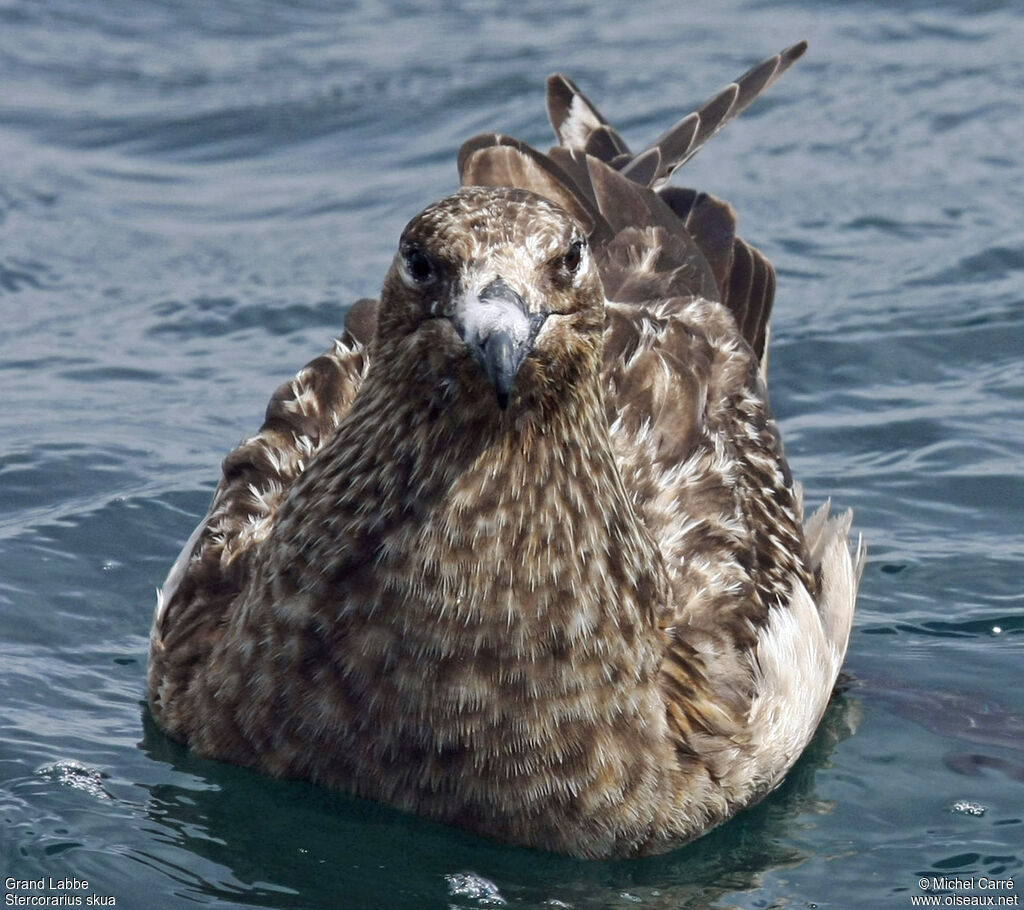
[746, 580, 837, 785]
[745, 508, 862, 790]
[561, 95, 602, 150]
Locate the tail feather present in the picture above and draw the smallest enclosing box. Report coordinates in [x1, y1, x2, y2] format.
[724, 238, 775, 364]
[802, 499, 865, 659]
[725, 239, 754, 345]
[668, 190, 737, 299]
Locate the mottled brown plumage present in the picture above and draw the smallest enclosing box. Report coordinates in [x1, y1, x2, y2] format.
[148, 43, 864, 859]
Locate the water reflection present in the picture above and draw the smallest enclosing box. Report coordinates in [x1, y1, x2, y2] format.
[135, 691, 859, 909]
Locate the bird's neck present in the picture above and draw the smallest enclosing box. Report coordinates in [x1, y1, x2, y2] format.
[269, 366, 670, 697]
[259, 369, 678, 839]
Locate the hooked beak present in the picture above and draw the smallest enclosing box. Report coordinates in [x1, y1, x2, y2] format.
[453, 278, 545, 409]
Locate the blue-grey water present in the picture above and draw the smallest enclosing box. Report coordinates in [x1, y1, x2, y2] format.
[1, 1, 1022, 907]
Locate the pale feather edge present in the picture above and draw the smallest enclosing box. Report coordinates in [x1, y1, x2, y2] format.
[745, 506, 863, 791]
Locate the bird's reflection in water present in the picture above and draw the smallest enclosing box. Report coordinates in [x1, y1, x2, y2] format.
[136, 688, 860, 910]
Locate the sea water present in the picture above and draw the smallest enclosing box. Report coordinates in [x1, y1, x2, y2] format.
[1, 1, 1022, 907]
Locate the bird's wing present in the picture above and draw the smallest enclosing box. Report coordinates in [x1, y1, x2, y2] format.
[602, 287, 816, 764]
[573, 152, 851, 799]
[462, 47, 845, 786]
[542, 42, 805, 362]
[545, 72, 633, 166]
[149, 299, 377, 705]
[546, 41, 807, 190]
[461, 45, 800, 365]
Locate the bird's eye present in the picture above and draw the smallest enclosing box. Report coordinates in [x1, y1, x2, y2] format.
[404, 248, 435, 284]
[562, 239, 585, 275]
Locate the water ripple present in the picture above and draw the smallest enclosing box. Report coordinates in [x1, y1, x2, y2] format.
[2, 0, 1023, 907]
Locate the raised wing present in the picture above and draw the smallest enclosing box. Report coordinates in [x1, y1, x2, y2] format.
[546, 41, 807, 188]
[461, 46, 847, 784]
[461, 44, 803, 365]
[546, 72, 633, 167]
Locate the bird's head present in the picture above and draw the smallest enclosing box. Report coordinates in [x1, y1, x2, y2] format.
[376, 186, 605, 413]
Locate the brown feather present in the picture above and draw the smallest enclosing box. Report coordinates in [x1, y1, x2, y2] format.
[545, 73, 631, 161]
[459, 133, 601, 235]
[148, 45, 861, 860]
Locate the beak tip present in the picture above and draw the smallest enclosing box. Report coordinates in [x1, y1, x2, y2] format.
[456, 278, 542, 411]
[483, 330, 524, 412]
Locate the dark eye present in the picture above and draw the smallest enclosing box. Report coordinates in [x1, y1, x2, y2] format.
[404, 247, 435, 284]
[562, 239, 585, 275]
